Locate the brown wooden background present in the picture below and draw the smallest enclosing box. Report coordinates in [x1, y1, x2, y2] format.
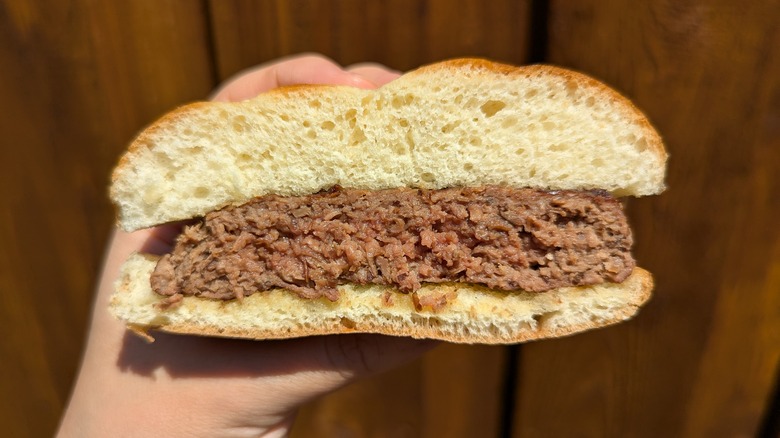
[2, 1, 779, 436]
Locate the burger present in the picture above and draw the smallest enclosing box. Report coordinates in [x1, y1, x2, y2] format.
[109, 58, 666, 344]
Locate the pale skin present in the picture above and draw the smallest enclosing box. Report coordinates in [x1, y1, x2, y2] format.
[58, 54, 438, 438]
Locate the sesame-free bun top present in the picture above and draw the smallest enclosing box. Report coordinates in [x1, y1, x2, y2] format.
[110, 58, 667, 231]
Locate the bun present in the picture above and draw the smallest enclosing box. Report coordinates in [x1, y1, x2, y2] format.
[110, 253, 653, 344]
[111, 59, 666, 231]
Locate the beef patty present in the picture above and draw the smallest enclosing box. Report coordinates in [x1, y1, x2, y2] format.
[151, 186, 634, 302]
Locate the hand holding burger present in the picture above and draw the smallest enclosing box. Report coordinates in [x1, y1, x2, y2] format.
[60, 53, 666, 437]
[58, 55, 436, 438]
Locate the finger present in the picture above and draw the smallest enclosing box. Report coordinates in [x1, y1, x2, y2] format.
[138, 221, 195, 255]
[119, 332, 438, 388]
[211, 53, 376, 102]
[117, 331, 438, 417]
[270, 54, 377, 90]
[347, 63, 403, 87]
[321, 334, 439, 379]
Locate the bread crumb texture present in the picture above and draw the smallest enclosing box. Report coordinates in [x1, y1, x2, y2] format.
[111, 59, 666, 231]
[111, 253, 652, 344]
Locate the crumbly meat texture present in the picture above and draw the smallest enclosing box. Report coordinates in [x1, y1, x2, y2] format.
[151, 186, 635, 302]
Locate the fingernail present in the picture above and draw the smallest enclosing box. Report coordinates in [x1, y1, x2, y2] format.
[348, 73, 378, 89]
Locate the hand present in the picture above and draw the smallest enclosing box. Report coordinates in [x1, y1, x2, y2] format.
[58, 54, 436, 438]
[210, 52, 402, 102]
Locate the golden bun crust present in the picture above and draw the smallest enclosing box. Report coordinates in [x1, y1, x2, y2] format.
[412, 59, 666, 159]
[110, 254, 652, 345]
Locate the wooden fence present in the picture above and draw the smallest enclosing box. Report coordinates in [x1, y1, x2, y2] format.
[1, 1, 778, 436]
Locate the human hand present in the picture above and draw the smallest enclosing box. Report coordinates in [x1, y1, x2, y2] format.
[58, 54, 436, 438]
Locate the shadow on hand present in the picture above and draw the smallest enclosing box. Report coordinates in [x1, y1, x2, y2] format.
[118, 331, 328, 378]
[138, 221, 197, 255]
[117, 330, 437, 380]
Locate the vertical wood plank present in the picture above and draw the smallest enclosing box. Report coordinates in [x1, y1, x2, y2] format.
[420, 345, 508, 437]
[512, 1, 780, 436]
[0, 1, 214, 435]
[289, 358, 427, 437]
[206, 1, 532, 436]
[208, 0, 531, 79]
[289, 345, 508, 437]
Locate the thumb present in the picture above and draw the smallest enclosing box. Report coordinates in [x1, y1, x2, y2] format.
[347, 63, 403, 87]
[319, 334, 439, 381]
[210, 53, 377, 102]
[115, 330, 438, 413]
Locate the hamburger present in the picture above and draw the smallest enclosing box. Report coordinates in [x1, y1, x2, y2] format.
[109, 58, 667, 344]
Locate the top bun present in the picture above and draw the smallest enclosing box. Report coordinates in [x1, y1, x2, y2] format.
[111, 58, 667, 231]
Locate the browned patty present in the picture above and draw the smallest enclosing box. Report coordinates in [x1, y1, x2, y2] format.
[151, 186, 634, 302]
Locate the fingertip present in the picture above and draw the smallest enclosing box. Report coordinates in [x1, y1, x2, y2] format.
[209, 55, 405, 102]
[322, 334, 439, 379]
[347, 64, 403, 87]
[346, 73, 382, 90]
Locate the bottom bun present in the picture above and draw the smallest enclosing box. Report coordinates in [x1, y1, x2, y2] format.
[110, 253, 653, 344]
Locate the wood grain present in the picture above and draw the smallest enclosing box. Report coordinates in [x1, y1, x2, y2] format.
[290, 358, 427, 437]
[290, 345, 507, 437]
[0, 1, 214, 436]
[512, 1, 780, 436]
[419, 345, 508, 437]
[4, 0, 780, 436]
[208, 0, 531, 78]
